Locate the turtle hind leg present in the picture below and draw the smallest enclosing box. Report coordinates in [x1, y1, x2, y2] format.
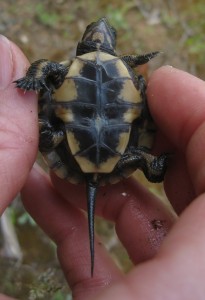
[138, 150, 169, 182]
[107, 148, 169, 183]
[14, 59, 69, 92]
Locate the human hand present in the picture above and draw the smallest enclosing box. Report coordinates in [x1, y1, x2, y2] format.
[0, 35, 38, 300]
[0, 35, 38, 213]
[1, 34, 205, 300]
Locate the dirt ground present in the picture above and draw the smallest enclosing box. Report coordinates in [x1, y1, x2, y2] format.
[1, 1, 203, 76]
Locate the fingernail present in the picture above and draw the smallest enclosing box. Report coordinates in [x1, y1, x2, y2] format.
[0, 35, 13, 90]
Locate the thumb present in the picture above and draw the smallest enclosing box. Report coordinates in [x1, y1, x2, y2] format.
[0, 36, 38, 213]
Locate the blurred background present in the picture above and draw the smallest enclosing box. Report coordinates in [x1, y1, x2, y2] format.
[0, 0, 205, 299]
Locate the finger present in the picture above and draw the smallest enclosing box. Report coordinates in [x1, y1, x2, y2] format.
[0, 295, 16, 300]
[21, 165, 123, 300]
[89, 194, 205, 299]
[148, 66, 205, 150]
[148, 66, 205, 201]
[187, 122, 205, 194]
[112, 178, 176, 264]
[51, 172, 176, 264]
[164, 153, 195, 214]
[0, 36, 38, 213]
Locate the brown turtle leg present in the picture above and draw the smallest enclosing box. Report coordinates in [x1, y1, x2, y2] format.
[14, 59, 70, 92]
[101, 148, 169, 184]
[121, 51, 159, 68]
[38, 118, 65, 153]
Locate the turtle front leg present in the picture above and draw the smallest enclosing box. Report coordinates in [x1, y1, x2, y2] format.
[14, 59, 70, 93]
[39, 118, 65, 153]
[121, 51, 159, 68]
[116, 148, 169, 183]
[38, 118, 71, 181]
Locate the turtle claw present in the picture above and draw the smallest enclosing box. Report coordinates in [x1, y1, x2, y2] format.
[14, 76, 49, 92]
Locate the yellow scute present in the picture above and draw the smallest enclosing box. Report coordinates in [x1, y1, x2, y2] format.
[115, 59, 130, 77]
[120, 80, 141, 103]
[66, 132, 80, 155]
[123, 107, 141, 123]
[55, 79, 77, 102]
[75, 155, 121, 173]
[68, 58, 85, 76]
[116, 131, 130, 154]
[55, 107, 74, 123]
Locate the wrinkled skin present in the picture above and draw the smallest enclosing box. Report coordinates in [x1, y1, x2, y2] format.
[1, 35, 205, 300]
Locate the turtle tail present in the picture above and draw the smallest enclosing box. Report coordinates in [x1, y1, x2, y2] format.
[86, 176, 98, 277]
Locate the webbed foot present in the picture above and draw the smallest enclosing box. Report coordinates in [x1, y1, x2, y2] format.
[39, 118, 65, 153]
[110, 148, 169, 183]
[14, 59, 69, 93]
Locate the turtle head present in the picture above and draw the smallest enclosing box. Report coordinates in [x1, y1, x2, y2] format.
[76, 18, 117, 56]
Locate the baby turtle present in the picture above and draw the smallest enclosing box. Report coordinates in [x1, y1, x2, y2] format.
[15, 18, 168, 276]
